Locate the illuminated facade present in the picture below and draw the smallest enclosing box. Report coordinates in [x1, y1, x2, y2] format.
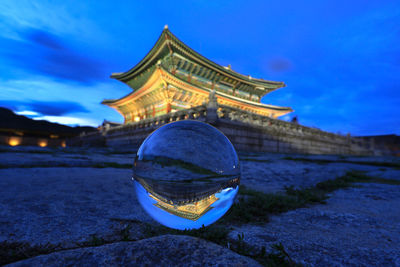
[102, 26, 292, 123]
[149, 193, 218, 221]
[135, 175, 239, 221]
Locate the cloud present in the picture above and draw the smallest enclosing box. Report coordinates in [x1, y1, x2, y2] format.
[267, 57, 293, 73]
[0, 100, 89, 116]
[27, 28, 63, 50]
[0, 77, 127, 127]
[33, 115, 97, 127]
[0, 28, 107, 84]
[15, 110, 40, 117]
[28, 101, 90, 116]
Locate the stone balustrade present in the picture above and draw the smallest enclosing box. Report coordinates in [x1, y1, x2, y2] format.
[74, 103, 376, 155]
[106, 105, 207, 135]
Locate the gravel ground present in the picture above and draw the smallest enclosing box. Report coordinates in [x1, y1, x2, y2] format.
[1, 146, 399, 266]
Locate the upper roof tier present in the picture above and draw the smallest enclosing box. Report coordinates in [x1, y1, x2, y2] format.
[111, 26, 286, 97]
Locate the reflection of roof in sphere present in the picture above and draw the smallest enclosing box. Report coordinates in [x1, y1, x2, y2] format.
[149, 192, 218, 221]
[136, 175, 239, 205]
[135, 120, 239, 180]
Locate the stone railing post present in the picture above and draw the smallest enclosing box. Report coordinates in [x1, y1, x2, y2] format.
[206, 90, 218, 124]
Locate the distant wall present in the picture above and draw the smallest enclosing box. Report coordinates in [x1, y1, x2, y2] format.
[213, 119, 370, 155]
[72, 104, 378, 156]
[356, 135, 400, 156]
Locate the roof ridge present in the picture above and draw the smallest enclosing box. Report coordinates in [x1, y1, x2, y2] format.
[163, 28, 285, 86]
[111, 26, 285, 89]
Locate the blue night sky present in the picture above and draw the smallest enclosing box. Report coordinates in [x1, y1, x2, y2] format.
[0, 1, 399, 136]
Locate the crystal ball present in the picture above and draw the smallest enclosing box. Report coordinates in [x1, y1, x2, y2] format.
[133, 120, 240, 230]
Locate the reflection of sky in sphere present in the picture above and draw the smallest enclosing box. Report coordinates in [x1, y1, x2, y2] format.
[134, 180, 238, 230]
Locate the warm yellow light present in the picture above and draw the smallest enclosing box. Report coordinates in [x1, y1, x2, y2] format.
[61, 141, 66, 148]
[134, 116, 140, 122]
[9, 137, 21, 146]
[38, 140, 47, 147]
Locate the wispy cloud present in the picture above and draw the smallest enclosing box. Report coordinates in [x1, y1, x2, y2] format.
[0, 100, 89, 117]
[15, 110, 40, 117]
[0, 1, 102, 41]
[267, 56, 293, 73]
[33, 115, 98, 127]
[0, 28, 107, 84]
[0, 76, 126, 126]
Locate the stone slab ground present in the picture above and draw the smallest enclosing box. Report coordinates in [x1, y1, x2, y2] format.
[0, 146, 399, 266]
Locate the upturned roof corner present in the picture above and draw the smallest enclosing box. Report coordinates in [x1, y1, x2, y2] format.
[110, 27, 285, 91]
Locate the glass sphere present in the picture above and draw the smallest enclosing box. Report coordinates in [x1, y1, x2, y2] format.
[133, 120, 240, 230]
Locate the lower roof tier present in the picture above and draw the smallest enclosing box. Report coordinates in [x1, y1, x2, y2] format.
[102, 66, 293, 123]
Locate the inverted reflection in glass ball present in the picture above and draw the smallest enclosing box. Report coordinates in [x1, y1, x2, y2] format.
[133, 120, 240, 230]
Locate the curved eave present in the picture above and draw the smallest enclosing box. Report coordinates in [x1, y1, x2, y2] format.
[216, 90, 293, 112]
[111, 28, 285, 90]
[101, 99, 122, 106]
[103, 67, 164, 107]
[101, 90, 142, 107]
[110, 29, 167, 81]
[160, 66, 292, 112]
[105, 66, 292, 115]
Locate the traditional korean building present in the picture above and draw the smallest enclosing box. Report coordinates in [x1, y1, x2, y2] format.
[149, 193, 218, 221]
[102, 25, 292, 123]
[86, 26, 376, 155]
[135, 174, 239, 221]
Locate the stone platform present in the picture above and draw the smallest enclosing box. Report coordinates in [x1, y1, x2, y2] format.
[1, 146, 399, 266]
[73, 103, 379, 156]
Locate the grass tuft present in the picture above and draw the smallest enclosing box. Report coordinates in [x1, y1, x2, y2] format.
[222, 171, 400, 225]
